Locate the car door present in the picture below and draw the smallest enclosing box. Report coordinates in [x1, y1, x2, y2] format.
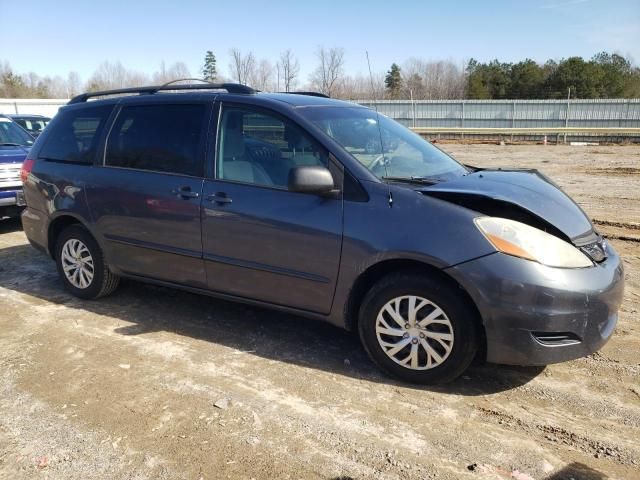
[201, 103, 344, 314]
[86, 100, 211, 288]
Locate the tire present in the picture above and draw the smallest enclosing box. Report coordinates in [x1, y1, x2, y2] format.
[55, 225, 119, 300]
[358, 272, 478, 384]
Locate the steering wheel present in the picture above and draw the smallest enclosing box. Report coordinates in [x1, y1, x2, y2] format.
[368, 154, 388, 173]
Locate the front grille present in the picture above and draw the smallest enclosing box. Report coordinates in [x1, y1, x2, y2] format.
[0, 163, 22, 189]
[580, 239, 608, 263]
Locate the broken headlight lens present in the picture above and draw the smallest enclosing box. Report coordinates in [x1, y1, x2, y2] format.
[474, 217, 593, 268]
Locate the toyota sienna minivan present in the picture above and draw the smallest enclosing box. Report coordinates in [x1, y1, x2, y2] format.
[20, 83, 624, 384]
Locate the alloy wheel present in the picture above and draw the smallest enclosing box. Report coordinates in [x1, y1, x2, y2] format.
[60, 238, 95, 289]
[375, 295, 454, 370]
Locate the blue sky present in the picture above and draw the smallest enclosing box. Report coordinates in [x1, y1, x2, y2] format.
[2, 0, 639, 82]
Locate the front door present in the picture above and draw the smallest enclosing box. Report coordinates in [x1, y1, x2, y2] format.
[201, 104, 343, 314]
[86, 101, 210, 288]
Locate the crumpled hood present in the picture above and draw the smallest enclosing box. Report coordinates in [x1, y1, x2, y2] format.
[0, 145, 30, 164]
[419, 169, 594, 243]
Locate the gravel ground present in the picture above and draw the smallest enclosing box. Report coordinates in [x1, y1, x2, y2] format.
[0, 144, 638, 480]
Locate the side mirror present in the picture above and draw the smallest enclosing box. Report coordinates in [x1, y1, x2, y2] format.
[288, 166, 337, 195]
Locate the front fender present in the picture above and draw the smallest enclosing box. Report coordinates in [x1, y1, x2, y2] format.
[327, 181, 495, 328]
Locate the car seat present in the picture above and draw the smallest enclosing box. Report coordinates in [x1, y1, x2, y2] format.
[221, 112, 273, 186]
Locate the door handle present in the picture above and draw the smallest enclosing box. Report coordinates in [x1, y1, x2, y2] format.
[206, 192, 233, 204]
[171, 186, 200, 199]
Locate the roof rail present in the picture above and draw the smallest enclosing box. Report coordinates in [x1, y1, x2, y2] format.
[68, 82, 256, 104]
[279, 91, 330, 98]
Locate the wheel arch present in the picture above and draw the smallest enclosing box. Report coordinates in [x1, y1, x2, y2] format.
[344, 258, 486, 357]
[47, 213, 94, 260]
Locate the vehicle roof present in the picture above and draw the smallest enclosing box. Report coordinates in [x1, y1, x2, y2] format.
[257, 93, 358, 108]
[65, 91, 364, 110]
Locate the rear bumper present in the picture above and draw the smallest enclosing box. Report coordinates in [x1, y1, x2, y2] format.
[447, 245, 624, 366]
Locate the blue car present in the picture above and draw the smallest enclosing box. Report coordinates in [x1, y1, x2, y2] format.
[0, 114, 33, 218]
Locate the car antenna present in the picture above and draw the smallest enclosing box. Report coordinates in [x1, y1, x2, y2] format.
[366, 51, 392, 208]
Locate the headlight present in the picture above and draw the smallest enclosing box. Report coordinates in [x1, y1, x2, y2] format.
[474, 217, 593, 268]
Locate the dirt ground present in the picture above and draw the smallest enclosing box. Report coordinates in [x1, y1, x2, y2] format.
[0, 144, 638, 480]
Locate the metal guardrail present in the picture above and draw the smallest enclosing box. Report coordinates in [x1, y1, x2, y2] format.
[410, 127, 640, 143]
[410, 127, 640, 135]
[358, 99, 640, 130]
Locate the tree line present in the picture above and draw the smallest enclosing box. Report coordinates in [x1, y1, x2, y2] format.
[1, 50, 639, 100]
[464, 53, 640, 99]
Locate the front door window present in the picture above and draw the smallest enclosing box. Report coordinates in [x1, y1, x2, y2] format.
[217, 107, 328, 188]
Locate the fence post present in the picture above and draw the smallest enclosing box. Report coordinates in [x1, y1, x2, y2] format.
[410, 90, 416, 128]
[564, 88, 571, 144]
[511, 101, 516, 143]
[13, 101, 18, 114]
[460, 101, 465, 140]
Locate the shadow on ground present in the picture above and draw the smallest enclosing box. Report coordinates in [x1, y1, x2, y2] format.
[332, 463, 610, 480]
[0, 217, 22, 234]
[545, 462, 608, 480]
[0, 241, 544, 394]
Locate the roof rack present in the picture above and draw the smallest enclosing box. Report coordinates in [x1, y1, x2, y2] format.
[279, 91, 329, 98]
[68, 82, 256, 104]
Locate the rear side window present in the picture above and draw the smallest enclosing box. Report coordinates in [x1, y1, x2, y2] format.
[39, 105, 113, 163]
[105, 104, 206, 177]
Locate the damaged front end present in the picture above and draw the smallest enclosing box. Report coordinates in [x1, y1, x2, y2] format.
[419, 168, 608, 263]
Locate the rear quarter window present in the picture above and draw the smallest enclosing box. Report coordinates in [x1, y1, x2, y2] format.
[38, 105, 113, 164]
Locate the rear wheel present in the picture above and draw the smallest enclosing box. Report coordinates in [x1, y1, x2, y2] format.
[358, 272, 478, 384]
[55, 225, 119, 299]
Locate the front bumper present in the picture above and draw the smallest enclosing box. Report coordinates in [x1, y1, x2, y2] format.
[0, 189, 25, 207]
[447, 246, 625, 365]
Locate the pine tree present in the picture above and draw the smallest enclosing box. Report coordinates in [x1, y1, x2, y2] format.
[202, 51, 217, 82]
[385, 63, 402, 98]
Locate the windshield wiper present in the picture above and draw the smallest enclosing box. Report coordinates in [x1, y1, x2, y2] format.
[382, 176, 438, 185]
[0, 142, 24, 147]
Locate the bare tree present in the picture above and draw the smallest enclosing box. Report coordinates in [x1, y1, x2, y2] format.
[41, 75, 68, 98]
[248, 59, 273, 91]
[229, 48, 256, 86]
[310, 47, 345, 97]
[0, 61, 85, 98]
[66, 72, 82, 97]
[277, 50, 299, 92]
[340, 72, 385, 100]
[86, 61, 149, 91]
[152, 61, 191, 84]
[402, 58, 465, 99]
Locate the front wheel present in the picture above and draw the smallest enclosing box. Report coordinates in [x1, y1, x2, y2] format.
[358, 272, 478, 384]
[55, 225, 120, 299]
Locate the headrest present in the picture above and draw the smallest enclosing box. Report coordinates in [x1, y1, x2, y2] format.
[224, 111, 245, 159]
